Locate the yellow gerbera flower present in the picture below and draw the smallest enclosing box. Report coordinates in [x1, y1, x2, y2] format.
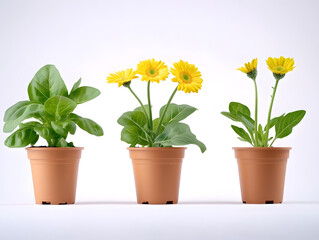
[106, 68, 138, 87]
[266, 56, 295, 75]
[136, 59, 169, 83]
[170, 60, 203, 93]
[237, 58, 258, 74]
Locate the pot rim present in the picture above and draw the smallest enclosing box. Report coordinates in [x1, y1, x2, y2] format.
[25, 147, 84, 150]
[127, 147, 187, 151]
[232, 147, 291, 150]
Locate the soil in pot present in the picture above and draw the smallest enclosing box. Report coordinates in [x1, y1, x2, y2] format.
[233, 147, 291, 204]
[26, 147, 83, 205]
[128, 147, 186, 204]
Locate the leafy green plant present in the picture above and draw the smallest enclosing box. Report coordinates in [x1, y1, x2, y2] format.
[3, 64, 104, 148]
[222, 57, 306, 147]
[106, 59, 206, 153]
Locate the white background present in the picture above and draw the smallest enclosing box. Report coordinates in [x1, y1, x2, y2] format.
[0, 0, 319, 239]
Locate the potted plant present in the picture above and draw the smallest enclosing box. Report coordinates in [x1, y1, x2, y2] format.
[221, 57, 306, 204]
[3, 64, 104, 205]
[107, 59, 206, 204]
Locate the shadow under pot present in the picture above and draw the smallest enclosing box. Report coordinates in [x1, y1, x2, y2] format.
[128, 147, 186, 204]
[233, 147, 291, 204]
[26, 147, 83, 205]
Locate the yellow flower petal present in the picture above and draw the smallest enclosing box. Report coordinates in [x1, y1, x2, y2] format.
[238, 58, 258, 74]
[136, 59, 169, 83]
[170, 60, 203, 93]
[106, 68, 138, 87]
[266, 56, 295, 75]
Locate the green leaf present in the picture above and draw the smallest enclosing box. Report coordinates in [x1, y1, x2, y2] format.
[121, 125, 148, 146]
[4, 101, 32, 122]
[231, 125, 252, 145]
[34, 126, 54, 144]
[50, 120, 76, 137]
[257, 124, 265, 146]
[221, 111, 239, 121]
[134, 105, 150, 119]
[154, 123, 206, 153]
[68, 86, 101, 104]
[4, 128, 38, 148]
[275, 110, 306, 139]
[238, 137, 248, 142]
[134, 105, 149, 112]
[264, 114, 284, 131]
[51, 121, 68, 137]
[70, 113, 103, 136]
[117, 110, 148, 128]
[3, 102, 44, 133]
[34, 109, 55, 122]
[117, 110, 150, 143]
[30, 134, 39, 146]
[159, 104, 197, 125]
[28, 65, 68, 103]
[55, 138, 68, 147]
[222, 107, 254, 140]
[153, 118, 164, 134]
[64, 120, 76, 135]
[70, 78, 82, 94]
[19, 121, 42, 129]
[44, 96, 77, 120]
[237, 112, 255, 132]
[229, 102, 251, 117]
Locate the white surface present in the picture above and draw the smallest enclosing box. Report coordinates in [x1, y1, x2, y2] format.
[1, 202, 319, 240]
[1, 0, 319, 239]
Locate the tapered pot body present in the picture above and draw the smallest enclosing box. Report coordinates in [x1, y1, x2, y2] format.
[128, 147, 186, 204]
[26, 147, 83, 205]
[233, 147, 291, 204]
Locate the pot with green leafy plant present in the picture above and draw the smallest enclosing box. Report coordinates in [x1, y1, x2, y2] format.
[221, 57, 306, 204]
[3, 64, 103, 205]
[107, 59, 206, 204]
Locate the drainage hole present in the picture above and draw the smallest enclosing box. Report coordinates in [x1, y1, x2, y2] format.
[265, 201, 274, 204]
[42, 201, 51, 205]
[243, 201, 246, 204]
[59, 202, 67, 205]
[142, 202, 149, 204]
[166, 201, 173, 204]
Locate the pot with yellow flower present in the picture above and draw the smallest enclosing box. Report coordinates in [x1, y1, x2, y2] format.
[107, 59, 206, 204]
[222, 57, 306, 204]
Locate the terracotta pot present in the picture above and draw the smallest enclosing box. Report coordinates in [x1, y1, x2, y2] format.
[128, 147, 186, 204]
[233, 147, 291, 204]
[26, 147, 83, 205]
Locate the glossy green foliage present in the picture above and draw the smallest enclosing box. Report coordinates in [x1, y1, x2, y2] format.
[222, 102, 306, 147]
[118, 103, 206, 152]
[3, 65, 103, 148]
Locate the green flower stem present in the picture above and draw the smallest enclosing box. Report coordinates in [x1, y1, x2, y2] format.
[264, 79, 280, 147]
[155, 86, 178, 136]
[127, 85, 154, 146]
[127, 85, 150, 125]
[269, 137, 276, 147]
[248, 131, 255, 146]
[145, 131, 154, 147]
[253, 80, 258, 146]
[147, 81, 153, 130]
